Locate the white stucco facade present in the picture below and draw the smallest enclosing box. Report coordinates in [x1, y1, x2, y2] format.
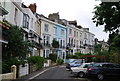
[2, 0, 23, 26]
[21, 6, 41, 56]
[2, 0, 41, 56]
[66, 23, 95, 55]
[82, 28, 95, 54]
[40, 16, 55, 58]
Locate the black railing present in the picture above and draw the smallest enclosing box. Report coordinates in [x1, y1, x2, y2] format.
[59, 45, 66, 49]
[42, 43, 51, 47]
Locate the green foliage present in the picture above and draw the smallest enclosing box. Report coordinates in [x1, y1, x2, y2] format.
[2, 58, 21, 73]
[109, 34, 120, 63]
[92, 2, 120, 32]
[66, 53, 108, 62]
[2, 25, 31, 60]
[57, 59, 64, 65]
[94, 44, 102, 55]
[92, 3, 120, 63]
[110, 34, 120, 53]
[27, 56, 45, 69]
[52, 40, 59, 48]
[1, 20, 12, 28]
[49, 54, 57, 62]
[107, 31, 120, 63]
[66, 53, 91, 59]
[2, 21, 33, 73]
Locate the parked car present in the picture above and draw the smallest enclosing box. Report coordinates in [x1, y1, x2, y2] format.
[65, 59, 76, 64]
[71, 63, 93, 78]
[66, 59, 85, 70]
[86, 63, 120, 80]
[66, 59, 76, 69]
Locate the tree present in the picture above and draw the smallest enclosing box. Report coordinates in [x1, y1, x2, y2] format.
[109, 34, 120, 63]
[94, 44, 102, 55]
[92, 2, 120, 63]
[2, 25, 31, 60]
[110, 34, 120, 53]
[108, 30, 120, 52]
[52, 40, 59, 48]
[92, 2, 120, 33]
[2, 21, 33, 73]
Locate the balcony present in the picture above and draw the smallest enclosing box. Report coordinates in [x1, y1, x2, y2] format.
[80, 45, 85, 49]
[88, 45, 94, 49]
[31, 40, 42, 49]
[84, 44, 87, 46]
[42, 43, 51, 48]
[59, 45, 66, 49]
[67, 43, 70, 47]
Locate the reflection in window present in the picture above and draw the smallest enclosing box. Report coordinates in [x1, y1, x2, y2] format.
[61, 29, 64, 36]
[44, 24, 49, 32]
[23, 13, 30, 29]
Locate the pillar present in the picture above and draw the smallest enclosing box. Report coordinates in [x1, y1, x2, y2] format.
[11, 65, 16, 79]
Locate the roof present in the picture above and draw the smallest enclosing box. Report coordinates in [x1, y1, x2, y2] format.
[0, 5, 8, 16]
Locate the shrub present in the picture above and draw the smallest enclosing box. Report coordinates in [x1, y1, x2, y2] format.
[52, 40, 59, 48]
[27, 56, 44, 69]
[57, 59, 64, 65]
[2, 58, 21, 73]
[49, 54, 57, 62]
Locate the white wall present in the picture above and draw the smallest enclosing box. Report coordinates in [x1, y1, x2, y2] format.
[40, 16, 55, 57]
[3, 0, 23, 26]
[66, 24, 84, 55]
[19, 63, 29, 77]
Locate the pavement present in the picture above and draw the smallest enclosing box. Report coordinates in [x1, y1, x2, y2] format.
[13, 66, 58, 81]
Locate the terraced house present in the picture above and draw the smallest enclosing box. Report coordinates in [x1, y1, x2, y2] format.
[1, 0, 42, 57]
[48, 13, 67, 59]
[66, 20, 84, 55]
[0, 1, 9, 59]
[82, 28, 95, 54]
[0, 2, 8, 41]
[63, 19, 95, 55]
[54, 23, 67, 59]
[1, 0, 95, 60]
[22, 3, 42, 56]
[39, 13, 67, 60]
[39, 15, 55, 58]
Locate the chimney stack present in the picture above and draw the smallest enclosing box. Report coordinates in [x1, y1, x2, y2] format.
[28, 3, 37, 13]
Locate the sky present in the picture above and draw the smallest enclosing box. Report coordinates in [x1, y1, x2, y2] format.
[22, 0, 109, 42]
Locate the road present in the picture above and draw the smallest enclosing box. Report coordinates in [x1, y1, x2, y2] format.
[31, 65, 89, 81]
[31, 65, 120, 81]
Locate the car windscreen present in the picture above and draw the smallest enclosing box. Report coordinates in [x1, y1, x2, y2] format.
[94, 63, 102, 67]
[83, 64, 90, 68]
[114, 64, 120, 68]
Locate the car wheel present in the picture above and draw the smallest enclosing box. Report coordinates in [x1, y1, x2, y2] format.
[97, 73, 104, 80]
[78, 72, 85, 78]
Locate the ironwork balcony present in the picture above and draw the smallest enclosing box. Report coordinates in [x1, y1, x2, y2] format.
[44, 43, 51, 47]
[40, 43, 51, 48]
[59, 45, 66, 49]
[84, 44, 87, 46]
[73, 44, 75, 47]
[67, 43, 70, 46]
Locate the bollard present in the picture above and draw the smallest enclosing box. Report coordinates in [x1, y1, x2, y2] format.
[11, 65, 16, 79]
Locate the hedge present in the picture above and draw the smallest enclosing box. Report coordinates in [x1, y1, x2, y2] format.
[57, 59, 64, 65]
[27, 56, 45, 69]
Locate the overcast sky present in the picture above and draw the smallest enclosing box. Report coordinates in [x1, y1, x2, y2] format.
[22, 0, 109, 41]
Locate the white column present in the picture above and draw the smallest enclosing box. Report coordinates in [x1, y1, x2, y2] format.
[11, 65, 17, 79]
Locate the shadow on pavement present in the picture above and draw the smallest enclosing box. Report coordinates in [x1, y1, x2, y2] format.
[87, 77, 120, 81]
